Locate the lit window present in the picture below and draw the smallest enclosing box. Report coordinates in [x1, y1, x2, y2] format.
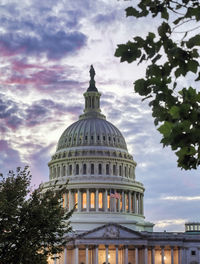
[107, 193, 110, 211]
[125, 193, 129, 211]
[91, 164, 94, 174]
[63, 192, 69, 210]
[90, 192, 95, 210]
[83, 164, 87, 175]
[99, 192, 103, 210]
[120, 194, 122, 211]
[98, 164, 102, 175]
[74, 192, 78, 209]
[82, 192, 87, 210]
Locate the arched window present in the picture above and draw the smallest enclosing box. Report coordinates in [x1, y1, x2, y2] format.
[106, 164, 109, 175]
[125, 166, 127, 177]
[98, 192, 103, 210]
[83, 164, 87, 175]
[98, 164, 102, 175]
[113, 165, 116, 175]
[82, 192, 87, 210]
[129, 167, 131, 178]
[90, 191, 95, 210]
[91, 164, 94, 174]
[69, 165, 72, 175]
[74, 191, 78, 210]
[76, 164, 79, 175]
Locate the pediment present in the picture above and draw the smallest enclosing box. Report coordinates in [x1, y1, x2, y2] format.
[78, 223, 144, 240]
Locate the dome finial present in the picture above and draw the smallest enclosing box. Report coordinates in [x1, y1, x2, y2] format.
[90, 65, 95, 80]
[87, 65, 98, 92]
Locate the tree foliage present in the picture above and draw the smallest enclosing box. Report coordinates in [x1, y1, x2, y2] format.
[115, 0, 200, 170]
[0, 166, 73, 264]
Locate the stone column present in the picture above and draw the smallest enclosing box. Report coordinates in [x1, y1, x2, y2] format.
[171, 247, 174, 264]
[64, 248, 67, 264]
[86, 189, 89, 212]
[122, 191, 125, 212]
[115, 246, 119, 264]
[69, 190, 72, 211]
[178, 247, 181, 264]
[78, 189, 81, 212]
[95, 246, 98, 264]
[105, 189, 108, 212]
[75, 247, 79, 264]
[114, 189, 117, 212]
[135, 247, 139, 264]
[96, 189, 99, 212]
[86, 246, 89, 264]
[106, 245, 109, 264]
[144, 247, 148, 264]
[134, 192, 137, 214]
[54, 254, 57, 264]
[141, 194, 144, 215]
[125, 246, 128, 264]
[138, 193, 140, 214]
[129, 191, 132, 213]
[161, 247, 165, 264]
[151, 247, 155, 264]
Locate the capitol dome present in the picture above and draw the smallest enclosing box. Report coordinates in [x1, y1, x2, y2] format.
[45, 65, 153, 233]
[57, 117, 127, 151]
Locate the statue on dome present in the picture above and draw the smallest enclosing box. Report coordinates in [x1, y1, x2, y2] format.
[89, 65, 95, 80]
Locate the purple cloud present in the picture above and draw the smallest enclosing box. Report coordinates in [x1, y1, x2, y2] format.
[0, 30, 87, 59]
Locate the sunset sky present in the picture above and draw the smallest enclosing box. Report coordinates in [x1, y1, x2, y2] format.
[0, 0, 199, 232]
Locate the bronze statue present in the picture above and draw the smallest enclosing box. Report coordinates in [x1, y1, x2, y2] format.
[89, 65, 95, 80]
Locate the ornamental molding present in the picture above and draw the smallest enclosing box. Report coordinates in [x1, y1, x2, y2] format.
[103, 226, 120, 238]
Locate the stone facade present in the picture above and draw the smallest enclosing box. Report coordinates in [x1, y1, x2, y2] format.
[44, 67, 200, 264]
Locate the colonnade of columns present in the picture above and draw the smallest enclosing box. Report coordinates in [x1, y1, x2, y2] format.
[56, 245, 186, 264]
[64, 188, 144, 215]
[50, 161, 135, 180]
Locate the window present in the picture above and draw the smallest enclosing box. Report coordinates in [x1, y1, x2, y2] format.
[63, 192, 69, 210]
[113, 165, 116, 175]
[107, 192, 110, 211]
[129, 168, 131, 177]
[98, 164, 102, 175]
[83, 164, 87, 175]
[76, 164, 79, 175]
[62, 165, 66, 176]
[120, 193, 122, 211]
[99, 192, 103, 210]
[91, 135, 93, 140]
[125, 167, 127, 177]
[97, 135, 100, 140]
[90, 192, 95, 210]
[125, 193, 129, 211]
[103, 136, 106, 141]
[69, 165, 72, 175]
[106, 164, 109, 175]
[57, 167, 60, 177]
[91, 164, 94, 174]
[54, 167, 56, 178]
[82, 192, 87, 210]
[191, 250, 196, 256]
[119, 165, 122, 176]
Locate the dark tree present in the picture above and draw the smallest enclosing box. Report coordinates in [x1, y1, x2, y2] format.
[115, 0, 200, 170]
[0, 166, 73, 264]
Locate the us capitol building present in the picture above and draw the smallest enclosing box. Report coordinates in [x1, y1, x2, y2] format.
[44, 66, 200, 264]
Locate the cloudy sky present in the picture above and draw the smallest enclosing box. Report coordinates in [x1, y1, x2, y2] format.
[0, 0, 199, 232]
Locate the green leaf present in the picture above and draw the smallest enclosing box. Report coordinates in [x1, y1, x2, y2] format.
[169, 106, 180, 119]
[186, 35, 200, 49]
[187, 60, 199, 73]
[158, 121, 173, 137]
[161, 8, 169, 20]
